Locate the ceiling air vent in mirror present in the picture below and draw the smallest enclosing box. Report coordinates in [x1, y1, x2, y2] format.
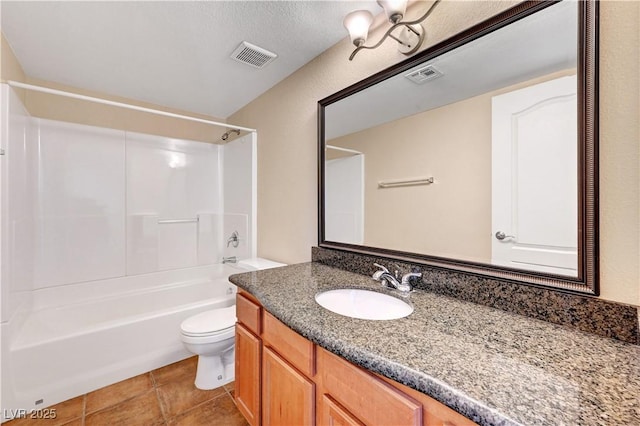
[231, 41, 278, 69]
[405, 65, 443, 84]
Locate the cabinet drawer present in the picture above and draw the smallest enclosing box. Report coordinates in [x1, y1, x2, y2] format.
[236, 292, 261, 335]
[319, 347, 421, 426]
[262, 311, 315, 377]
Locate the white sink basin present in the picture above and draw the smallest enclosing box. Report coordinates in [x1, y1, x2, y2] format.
[315, 289, 413, 320]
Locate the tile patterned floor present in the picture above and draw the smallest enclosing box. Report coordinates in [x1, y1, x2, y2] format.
[4, 357, 248, 426]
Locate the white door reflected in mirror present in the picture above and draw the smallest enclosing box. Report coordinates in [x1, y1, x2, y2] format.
[491, 75, 578, 276]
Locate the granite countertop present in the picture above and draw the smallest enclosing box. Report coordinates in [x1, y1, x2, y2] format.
[229, 262, 640, 426]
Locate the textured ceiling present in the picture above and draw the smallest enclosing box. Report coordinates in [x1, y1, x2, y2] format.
[1, 1, 380, 118]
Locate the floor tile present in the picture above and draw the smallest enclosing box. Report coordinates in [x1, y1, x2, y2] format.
[4, 396, 84, 426]
[151, 357, 197, 387]
[59, 419, 83, 426]
[224, 381, 236, 399]
[85, 373, 154, 414]
[156, 377, 226, 419]
[168, 394, 248, 426]
[85, 389, 164, 426]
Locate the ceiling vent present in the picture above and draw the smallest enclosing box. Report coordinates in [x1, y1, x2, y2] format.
[405, 65, 443, 84]
[231, 41, 278, 69]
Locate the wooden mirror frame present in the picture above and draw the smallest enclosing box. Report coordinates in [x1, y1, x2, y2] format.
[318, 0, 599, 295]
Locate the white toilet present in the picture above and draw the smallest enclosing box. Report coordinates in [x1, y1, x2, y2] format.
[180, 306, 237, 389]
[180, 258, 285, 390]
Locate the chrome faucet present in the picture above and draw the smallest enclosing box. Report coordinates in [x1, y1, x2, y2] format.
[372, 263, 421, 293]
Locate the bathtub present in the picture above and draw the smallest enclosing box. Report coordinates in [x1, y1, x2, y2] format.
[2, 263, 251, 417]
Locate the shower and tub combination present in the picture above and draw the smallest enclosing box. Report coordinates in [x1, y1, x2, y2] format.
[0, 83, 271, 419]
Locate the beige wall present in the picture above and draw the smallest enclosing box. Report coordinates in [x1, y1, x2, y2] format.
[1, 33, 25, 83]
[598, 1, 640, 305]
[23, 78, 227, 143]
[1, 33, 26, 103]
[230, 1, 640, 306]
[329, 92, 492, 262]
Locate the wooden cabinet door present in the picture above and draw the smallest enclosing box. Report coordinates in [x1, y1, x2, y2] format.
[262, 346, 315, 426]
[320, 394, 364, 426]
[235, 324, 261, 426]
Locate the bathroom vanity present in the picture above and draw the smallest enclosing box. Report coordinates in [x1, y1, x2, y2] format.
[234, 289, 473, 426]
[230, 262, 640, 426]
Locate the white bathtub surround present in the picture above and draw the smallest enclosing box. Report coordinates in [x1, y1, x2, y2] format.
[0, 85, 259, 421]
[126, 214, 160, 275]
[237, 258, 287, 270]
[197, 213, 224, 265]
[126, 132, 223, 274]
[34, 120, 127, 288]
[2, 85, 256, 295]
[222, 132, 258, 261]
[222, 214, 249, 260]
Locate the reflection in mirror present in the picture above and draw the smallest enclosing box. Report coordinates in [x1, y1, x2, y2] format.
[320, 0, 598, 293]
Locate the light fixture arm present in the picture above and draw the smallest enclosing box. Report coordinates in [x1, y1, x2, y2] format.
[349, 0, 440, 61]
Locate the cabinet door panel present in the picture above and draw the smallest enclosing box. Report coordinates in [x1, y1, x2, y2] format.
[263, 346, 315, 426]
[321, 394, 364, 426]
[235, 324, 261, 426]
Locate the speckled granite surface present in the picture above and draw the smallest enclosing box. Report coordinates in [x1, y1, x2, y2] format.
[312, 247, 640, 344]
[229, 262, 640, 426]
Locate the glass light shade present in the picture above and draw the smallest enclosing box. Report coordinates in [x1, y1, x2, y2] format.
[343, 10, 374, 47]
[377, 0, 408, 23]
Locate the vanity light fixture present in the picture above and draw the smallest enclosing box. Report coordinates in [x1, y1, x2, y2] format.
[344, 0, 440, 61]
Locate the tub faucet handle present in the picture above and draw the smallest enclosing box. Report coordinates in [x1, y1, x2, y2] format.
[227, 231, 240, 248]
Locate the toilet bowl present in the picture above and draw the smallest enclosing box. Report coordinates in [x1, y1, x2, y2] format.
[180, 258, 285, 390]
[180, 306, 236, 390]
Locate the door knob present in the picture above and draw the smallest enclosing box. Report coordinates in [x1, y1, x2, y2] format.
[495, 231, 515, 241]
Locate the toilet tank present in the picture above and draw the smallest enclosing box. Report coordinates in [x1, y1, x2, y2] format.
[236, 258, 286, 271]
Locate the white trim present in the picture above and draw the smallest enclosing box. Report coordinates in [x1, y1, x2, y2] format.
[7, 81, 256, 133]
[326, 145, 362, 155]
[250, 132, 258, 259]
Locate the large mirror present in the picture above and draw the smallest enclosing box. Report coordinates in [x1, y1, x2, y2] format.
[318, 0, 598, 294]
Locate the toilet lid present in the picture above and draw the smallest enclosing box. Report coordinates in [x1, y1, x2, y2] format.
[181, 306, 236, 335]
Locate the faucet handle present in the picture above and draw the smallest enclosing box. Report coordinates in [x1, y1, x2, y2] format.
[401, 272, 422, 286]
[373, 263, 389, 273]
[227, 231, 240, 248]
[372, 263, 389, 281]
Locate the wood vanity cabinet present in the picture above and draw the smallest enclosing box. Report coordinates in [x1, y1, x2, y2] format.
[235, 292, 263, 426]
[235, 290, 477, 426]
